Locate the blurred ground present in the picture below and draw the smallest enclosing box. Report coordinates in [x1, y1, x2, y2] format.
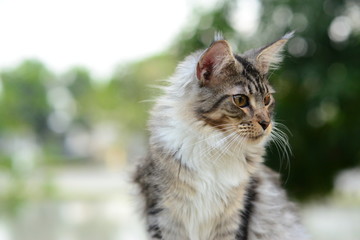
[0, 166, 359, 240]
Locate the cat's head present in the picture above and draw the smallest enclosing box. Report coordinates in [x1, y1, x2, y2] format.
[193, 33, 292, 144]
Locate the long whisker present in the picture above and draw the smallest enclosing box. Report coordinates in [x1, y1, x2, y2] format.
[203, 131, 238, 160]
[269, 134, 284, 171]
[211, 132, 240, 164]
[181, 126, 235, 153]
[270, 121, 292, 184]
[272, 127, 292, 160]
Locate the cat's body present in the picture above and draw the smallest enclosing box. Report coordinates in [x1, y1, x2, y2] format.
[134, 33, 309, 240]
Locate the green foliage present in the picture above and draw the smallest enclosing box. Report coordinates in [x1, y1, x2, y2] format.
[0, 60, 52, 136]
[173, 1, 237, 58]
[257, 0, 360, 199]
[102, 54, 178, 131]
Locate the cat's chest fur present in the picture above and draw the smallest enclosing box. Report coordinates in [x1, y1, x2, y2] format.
[160, 125, 252, 239]
[178, 161, 248, 239]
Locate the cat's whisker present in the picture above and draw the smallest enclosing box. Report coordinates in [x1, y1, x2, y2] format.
[273, 121, 293, 136]
[271, 131, 291, 163]
[270, 122, 292, 184]
[269, 134, 285, 171]
[211, 132, 240, 164]
[205, 129, 240, 160]
[201, 131, 238, 160]
[178, 129, 227, 150]
[273, 128, 292, 158]
[180, 127, 236, 152]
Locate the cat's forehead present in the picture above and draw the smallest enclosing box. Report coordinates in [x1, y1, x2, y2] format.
[223, 55, 275, 95]
[227, 81, 275, 96]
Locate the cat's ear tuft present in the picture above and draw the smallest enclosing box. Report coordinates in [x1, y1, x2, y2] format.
[213, 31, 224, 41]
[196, 40, 235, 86]
[254, 32, 294, 74]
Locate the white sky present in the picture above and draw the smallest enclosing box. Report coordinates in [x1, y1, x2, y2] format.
[0, 0, 258, 79]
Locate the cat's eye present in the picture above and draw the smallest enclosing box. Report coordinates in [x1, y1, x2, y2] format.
[232, 94, 249, 108]
[264, 95, 271, 106]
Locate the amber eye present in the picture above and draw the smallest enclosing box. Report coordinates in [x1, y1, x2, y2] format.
[264, 94, 271, 106]
[232, 94, 249, 108]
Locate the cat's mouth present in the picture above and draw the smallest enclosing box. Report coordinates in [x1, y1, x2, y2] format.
[247, 134, 264, 140]
[237, 123, 272, 142]
[238, 133, 266, 143]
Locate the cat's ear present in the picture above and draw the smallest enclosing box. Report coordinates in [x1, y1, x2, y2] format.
[196, 40, 237, 86]
[248, 32, 293, 74]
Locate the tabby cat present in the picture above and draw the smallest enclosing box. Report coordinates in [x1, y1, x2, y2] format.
[134, 32, 309, 240]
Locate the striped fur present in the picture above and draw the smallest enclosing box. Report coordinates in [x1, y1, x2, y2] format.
[134, 33, 309, 240]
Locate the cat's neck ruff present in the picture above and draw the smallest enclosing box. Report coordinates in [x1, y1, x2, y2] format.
[152, 108, 266, 237]
[152, 101, 266, 179]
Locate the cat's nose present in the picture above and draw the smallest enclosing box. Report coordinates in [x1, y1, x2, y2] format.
[258, 120, 270, 130]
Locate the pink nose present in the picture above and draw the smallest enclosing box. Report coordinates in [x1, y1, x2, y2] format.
[258, 120, 270, 130]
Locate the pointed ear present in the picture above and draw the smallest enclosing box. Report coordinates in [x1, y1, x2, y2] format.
[196, 40, 237, 86]
[253, 32, 293, 74]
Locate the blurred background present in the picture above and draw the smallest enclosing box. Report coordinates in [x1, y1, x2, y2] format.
[0, 0, 359, 239]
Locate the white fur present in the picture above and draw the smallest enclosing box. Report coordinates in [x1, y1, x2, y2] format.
[158, 122, 249, 239]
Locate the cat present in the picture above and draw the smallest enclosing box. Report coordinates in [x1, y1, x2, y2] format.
[133, 32, 310, 240]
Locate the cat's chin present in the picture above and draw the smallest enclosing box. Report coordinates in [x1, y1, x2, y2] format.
[244, 134, 267, 144]
[243, 131, 272, 145]
[248, 134, 264, 140]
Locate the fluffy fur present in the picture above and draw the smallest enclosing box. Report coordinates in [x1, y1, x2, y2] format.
[134, 33, 309, 240]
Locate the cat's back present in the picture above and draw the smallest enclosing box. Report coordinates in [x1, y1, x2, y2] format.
[248, 165, 309, 240]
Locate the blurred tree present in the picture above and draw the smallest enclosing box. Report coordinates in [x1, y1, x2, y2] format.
[0, 60, 52, 137]
[64, 67, 95, 128]
[258, 0, 360, 198]
[173, 1, 236, 58]
[0, 61, 55, 210]
[66, 67, 93, 100]
[105, 54, 178, 132]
